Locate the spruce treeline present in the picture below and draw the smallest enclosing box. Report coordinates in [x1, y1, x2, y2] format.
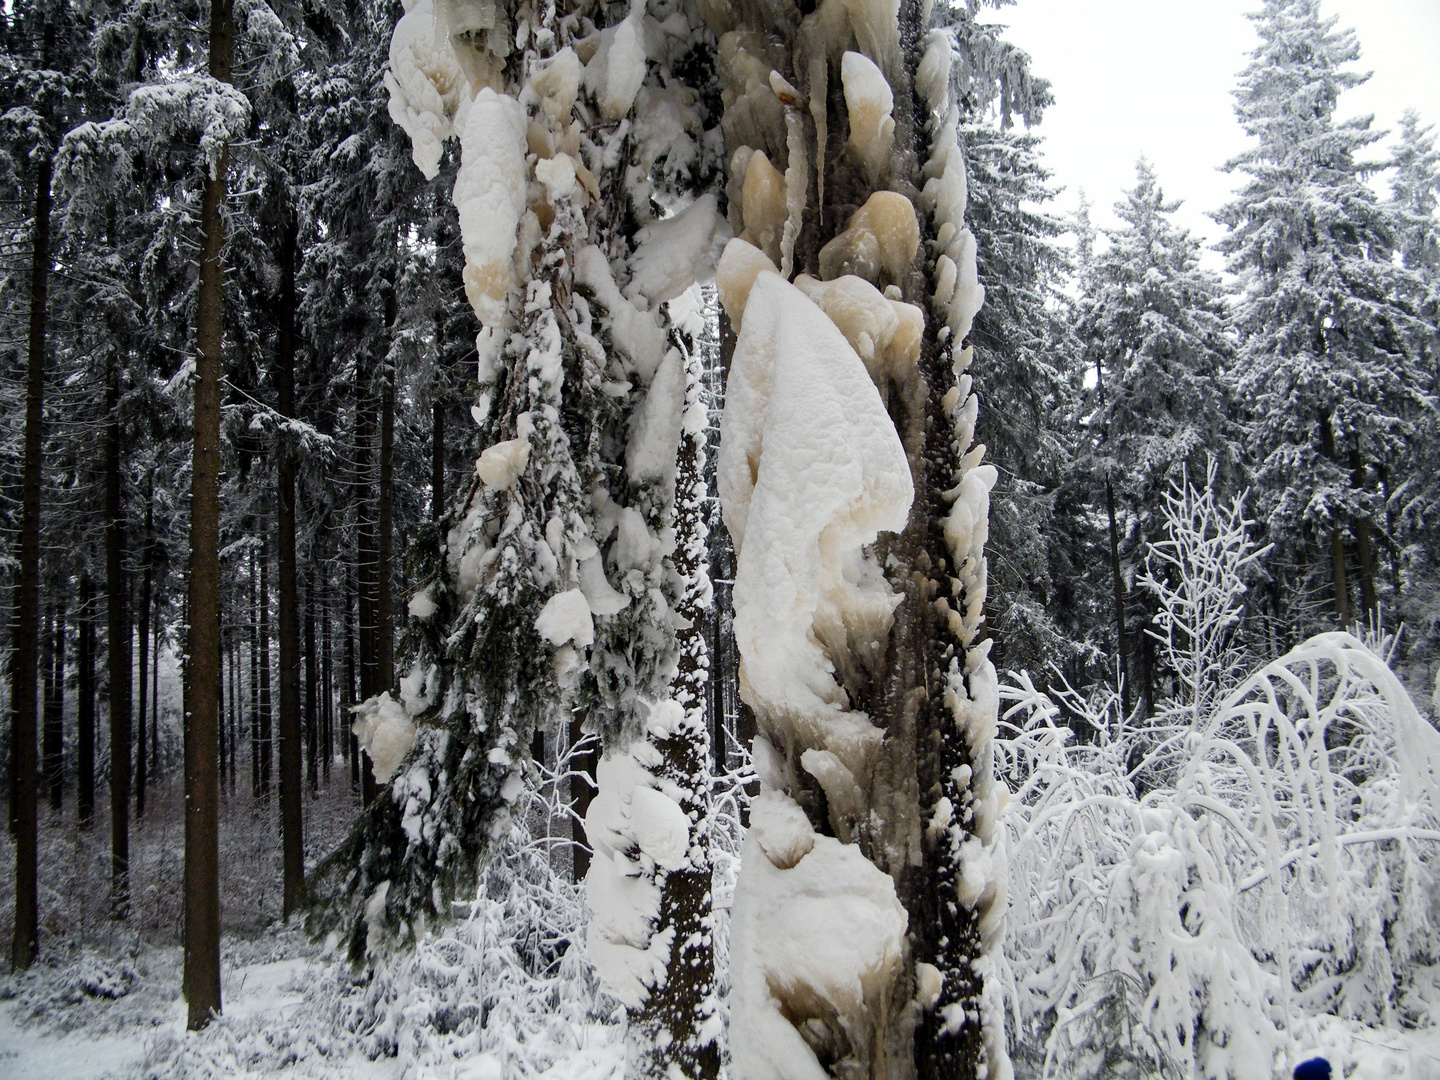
[0, 0, 1435, 1076]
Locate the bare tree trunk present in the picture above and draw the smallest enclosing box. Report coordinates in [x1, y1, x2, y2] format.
[378, 357, 396, 696]
[259, 531, 273, 799]
[106, 350, 132, 919]
[568, 712, 596, 882]
[78, 575, 96, 828]
[344, 572, 358, 789]
[183, 0, 234, 1029]
[250, 550, 261, 798]
[43, 598, 64, 812]
[10, 150, 50, 969]
[1320, 412, 1352, 626]
[274, 213, 304, 919]
[1104, 483, 1130, 716]
[137, 481, 153, 819]
[321, 575, 333, 784]
[355, 351, 379, 804]
[305, 573, 318, 795]
[151, 583, 161, 776]
[432, 402, 445, 523]
[1348, 439, 1378, 624]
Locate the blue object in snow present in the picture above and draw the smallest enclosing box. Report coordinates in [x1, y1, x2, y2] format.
[1294, 1059, 1331, 1080]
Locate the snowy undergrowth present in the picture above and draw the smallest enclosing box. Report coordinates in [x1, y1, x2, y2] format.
[115, 826, 619, 1080]
[0, 728, 756, 1080]
[996, 474, 1440, 1080]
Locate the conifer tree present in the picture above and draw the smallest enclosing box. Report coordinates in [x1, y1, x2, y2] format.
[1217, 0, 1433, 633]
[1076, 159, 1237, 715]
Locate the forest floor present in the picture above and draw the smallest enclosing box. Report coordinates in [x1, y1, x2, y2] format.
[0, 769, 625, 1078]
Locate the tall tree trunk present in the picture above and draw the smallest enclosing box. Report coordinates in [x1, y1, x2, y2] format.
[432, 402, 445, 523]
[1348, 439, 1378, 624]
[78, 574, 96, 827]
[568, 712, 596, 882]
[344, 572, 358, 788]
[321, 577, 333, 784]
[151, 582, 161, 775]
[377, 366, 395, 697]
[10, 150, 50, 970]
[354, 352, 379, 804]
[259, 530, 273, 798]
[136, 481, 153, 819]
[629, 375, 720, 1079]
[43, 598, 64, 811]
[106, 350, 132, 919]
[305, 573, 318, 795]
[1319, 412, 1352, 626]
[250, 550, 261, 798]
[274, 213, 304, 919]
[183, 0, 234, 1029]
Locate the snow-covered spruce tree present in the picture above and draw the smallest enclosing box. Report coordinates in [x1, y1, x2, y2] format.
[1386, 110, 1440, 677]
[1216, 0, 1434, 636]
[960, 120, 1075, 681]
[1074, 159, 1238, 717]
[703, 0, 1007, 1075]
[306, 1, 728, 1074]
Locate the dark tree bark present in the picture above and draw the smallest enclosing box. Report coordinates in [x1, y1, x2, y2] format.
[250, 549, 261, 798]
[321, 577, 333, 784]
[183, 0, 234, 1030]
[568, 712, 596, 882]
[305, 573, 319, 795]
[378, 367, 395, 696]
[10, 150, 49, 970]
[354, 351, 379, 805]
[78, 574, 96, 827]
[136, 480, 153, 819]
[1320, 412, 1352, 626]
[1348, 439, 1378, 623]
[43, 597, 64, 812]
[432, 402, 445, 523]
[151, 586, 161, 774]
[344, 571, 358, 788]
[106, 348, 132, 919]
[274, 212, 304, 918]
[259, 530, 273, 798]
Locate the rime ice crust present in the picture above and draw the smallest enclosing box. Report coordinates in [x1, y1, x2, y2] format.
[730, 791, 908, 1080]
[453, 89, 527, 326]
[717, 268, 914, 1076]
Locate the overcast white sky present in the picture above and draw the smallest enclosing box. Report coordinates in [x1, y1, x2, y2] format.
[984, 0, 1440, 266]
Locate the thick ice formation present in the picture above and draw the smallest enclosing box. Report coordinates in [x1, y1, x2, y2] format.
[475, 436, 529, 489]
[384, 0, 468, 180]
[584, 701, 694, 1009]
[531, 46, 582, 121]
[717, 271, 912, 778]
[583, 0, 649, 121]
[841, 51, 894, 180]
[628, 194, 729, 307]
[794, 273, 922, 387]
[353, 692, 417, 784]
[453, 89, 528, 325]
[714, 237, 779, 330]
[729, 789, 907, 1080]
[818, 190, 919, 285]
[738, 150, 789, 267]
[717, 32, 789, 170]
[922, 112, 985, 344]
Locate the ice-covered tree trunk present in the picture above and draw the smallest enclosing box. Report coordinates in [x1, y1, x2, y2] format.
[706, 1, 1006, 1076]
[313, 16, 726, 1077]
